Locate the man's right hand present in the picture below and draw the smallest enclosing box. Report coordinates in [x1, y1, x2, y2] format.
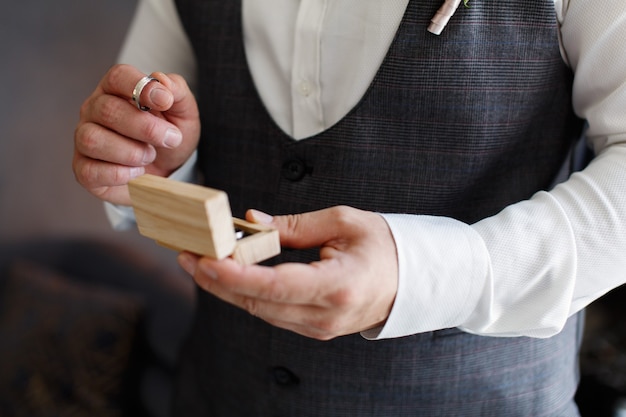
[73, 64, 200, 206]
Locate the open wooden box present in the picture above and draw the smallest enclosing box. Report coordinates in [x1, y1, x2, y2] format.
[128, 174, 280, 265]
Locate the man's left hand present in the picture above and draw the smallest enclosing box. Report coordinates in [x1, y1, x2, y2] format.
[177, 206, 399, 340]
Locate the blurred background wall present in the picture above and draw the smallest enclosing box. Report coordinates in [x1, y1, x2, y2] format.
[0, 2, 194, 416]
[0, 0, 142, 241]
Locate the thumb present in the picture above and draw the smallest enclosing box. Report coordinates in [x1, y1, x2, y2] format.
[138, 77, 173, 112]
[150, 72, 199, 121]
[246, 208, 340, 249]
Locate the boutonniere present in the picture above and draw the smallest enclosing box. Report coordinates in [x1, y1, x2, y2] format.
[428, 0, 470, 35]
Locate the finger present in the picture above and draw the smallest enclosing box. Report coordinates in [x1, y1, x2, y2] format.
[263, 315, 339, 340]
[86, 93, 183, 149]
[73, 151, 145, 191]
[152, 72, 199, 121]
[100, 64, 174, 112]
[263, 308, 359, 340]
[191, 255, 345, 307]
[184, 257, 351, 340]
[194, 275, 338, 340]
[75, 122, 157, 167]
[198, 279, 340, 340]
[101, 65, 198, 123]
[247, 206, 362, 249]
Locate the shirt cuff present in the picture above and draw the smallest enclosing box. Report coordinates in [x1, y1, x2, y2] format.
[361, 214, 489, 340]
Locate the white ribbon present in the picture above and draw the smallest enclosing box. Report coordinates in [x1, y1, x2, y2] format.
[428, 0, 463, 35]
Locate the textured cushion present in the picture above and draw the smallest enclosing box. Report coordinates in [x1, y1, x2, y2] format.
[0, 260, 144, 417]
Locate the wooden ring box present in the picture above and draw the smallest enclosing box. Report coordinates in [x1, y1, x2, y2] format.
[128, 174, 280, 265]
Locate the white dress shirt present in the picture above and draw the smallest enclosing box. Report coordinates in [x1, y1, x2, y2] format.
[112, 0, 626, 339]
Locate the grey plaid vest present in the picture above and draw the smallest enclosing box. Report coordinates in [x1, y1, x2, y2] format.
[172, 0, 585, 415]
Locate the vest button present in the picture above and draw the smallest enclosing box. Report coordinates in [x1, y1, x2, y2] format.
[270, 366, 300, 386]
[281, 159, 308, 182]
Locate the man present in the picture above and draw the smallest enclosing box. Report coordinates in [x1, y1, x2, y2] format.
[73, 0, 626, 415]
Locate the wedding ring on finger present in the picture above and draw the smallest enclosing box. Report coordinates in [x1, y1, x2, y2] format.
[132, 75, 160, 111]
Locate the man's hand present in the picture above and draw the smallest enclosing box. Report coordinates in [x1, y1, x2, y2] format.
[73, 64, 200, 205]
[178, 206, 399, 340]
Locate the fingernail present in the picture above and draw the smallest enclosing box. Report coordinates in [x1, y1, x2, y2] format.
[163, 128, 182, 148]
[150, 87, 172, 108]
[129, 166, 145, 178]
[142, 145, 156, 165]
[249, 209, 273, 224]
[199, 261, 219, 280]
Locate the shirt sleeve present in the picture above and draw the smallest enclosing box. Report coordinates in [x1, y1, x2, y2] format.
[117, 0, 197, 87]
[364, 0, 626, 340]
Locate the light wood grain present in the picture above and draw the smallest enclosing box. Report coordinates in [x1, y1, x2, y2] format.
[128, 174, 280, 265]
[232, 218, 280, 265]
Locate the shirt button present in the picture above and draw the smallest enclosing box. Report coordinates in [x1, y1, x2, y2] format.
[297, 80, 312, 97]
[270, 366, 300, 386]
[281, 159, 308, 182]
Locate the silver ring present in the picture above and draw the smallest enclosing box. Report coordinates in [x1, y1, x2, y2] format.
[132, 75, 159, 111]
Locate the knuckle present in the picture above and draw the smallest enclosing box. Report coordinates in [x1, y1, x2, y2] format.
[314, 332, 338, 342]
[73, 123, 86, 147]
[77, 160, 127, 189]
[76, 125, 101, 155]
[77, 161, 98, 186]
[98, 96, 122, 126]
[264, 279, 287, 303]
[331, 205, 358, 226]
[311, 317, 343, 339]
[242, 297, 260, 317]
[326, 287, 356, 308]
[301, 308, 347, 340]
[112, 166, 131, 185]
[127, 146, 147, 166]
[140, 119, 162, 144]
[107, 64, 129, 86]
[283, 213, 302, 233]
